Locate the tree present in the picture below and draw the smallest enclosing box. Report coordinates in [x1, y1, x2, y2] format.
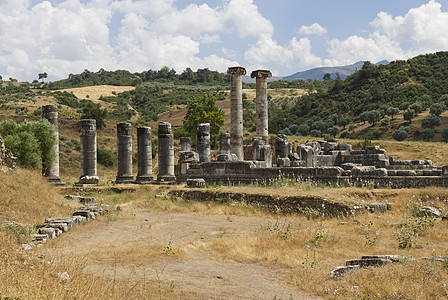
[392, 128, 408, 141]
[337, 116, 350, 129]
[386, 107, 399, 120]
[430, 102, 446, 116]
[0, 119, 55, 169]
[442, 128, 448, 142]
[323, 73, 331, 80]
[409, 102, 423, 115]
[403, 109, 415, 123]
[79, 100, 108, 128]
[380, 117, 391, 128]
[38, 72, 48, 83]
[0, 74, 2, 82]
[422, 128, 435, 141]
[359, 111, 369, 124]
[182, 94, 224, 143]
[421, 115, 441, 129]
[367, 110, 381, 126]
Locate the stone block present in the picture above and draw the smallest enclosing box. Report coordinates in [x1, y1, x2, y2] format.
[442, 166, 448, 177]
[341, 163, 359, 170]
[297, 145, 314, 167]
[277, 157, 290, 167]
[186, 178, 206, 188]
[33, 234, 47, 244]
[43, 222, 69, 232]
[346, 258, 392, 267]
[351, 166, 387, 178]
[418, 206, 441, 218]
[338, 143, 352, 151]
[217, 153, 238, 162]
[179, 151, 199, 163]
[38, 227, 56, 239]
[330, 265, 359, 279]
[73, 210, 96, 220]
[361, 255, 407, 262]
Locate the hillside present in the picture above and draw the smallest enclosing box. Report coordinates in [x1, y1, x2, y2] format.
[283, 60, 388, 81]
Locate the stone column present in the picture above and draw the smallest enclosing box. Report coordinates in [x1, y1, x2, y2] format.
[197, 123, 211, 163]
[157, 122, 176, 182]
[115, 123, 133, 183]
[228, 66, 246, 161]
[42, 105, 62, 184]
[219, 133, 231, 155]
[136, 126, 153, 183]
[180, 137, 191, 152]
[76, 119, 99, 185]
[251, 70, 272, 143]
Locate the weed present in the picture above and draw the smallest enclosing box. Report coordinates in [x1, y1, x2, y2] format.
[163, 240, 175, 256]
[363, 220, 380, 246]
[394, 217, 436, 248]
[302, 245, 318, 269]
[266, 216, 293, 240]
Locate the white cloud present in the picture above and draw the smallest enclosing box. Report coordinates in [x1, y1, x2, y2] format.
[327, 0, 448, 65]
[223, 0, 273, 38]
[298, 23, 327, 36]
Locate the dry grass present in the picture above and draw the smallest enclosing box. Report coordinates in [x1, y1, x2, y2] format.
[60, 85, 135, 102]
[0, 168, 75, 224]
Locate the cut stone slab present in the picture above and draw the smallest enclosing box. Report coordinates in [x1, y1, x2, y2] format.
[361, 255, 408, 262]
[187, 178, 206, 188]
[43, 223, 69, 232]
[32, 234, 48, 243]
[330, 265, 360, 279]
[417, 206, 441, 218]
[38, 227, 56, 239]
[73, 210, 96, 220]
[346, 258, 392, 267]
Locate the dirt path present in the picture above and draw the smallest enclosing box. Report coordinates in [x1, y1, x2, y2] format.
[44, 209, 314, 299]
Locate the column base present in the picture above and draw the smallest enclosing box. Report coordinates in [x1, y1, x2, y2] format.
[74, 175, 99, 187]
[115, 175, 134, 184]
[135, 176, 154, 184]
[156, 175, 176, 184]
[46, 177, 66, 186]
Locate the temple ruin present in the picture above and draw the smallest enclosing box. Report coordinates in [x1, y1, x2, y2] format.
[57, 66, 448, 188]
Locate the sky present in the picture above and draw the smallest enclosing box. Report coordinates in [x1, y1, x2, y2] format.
[0, 0, 447, 82]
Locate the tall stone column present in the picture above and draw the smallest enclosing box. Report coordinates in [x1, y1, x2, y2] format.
[76, 119, 99, 186]
[136, 126, 153, 183]
[228, 66, 246, 161]
[116, 123, 133, 183]
[42, 105, 62, 184]
[197, 123, 211, 163]
[157, 122, 176, 182]
[251, 70, 272, 143]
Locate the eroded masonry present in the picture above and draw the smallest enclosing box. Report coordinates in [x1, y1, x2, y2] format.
[40, 67, 448, 188]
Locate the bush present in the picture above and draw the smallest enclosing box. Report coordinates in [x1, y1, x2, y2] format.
[422, 128, 435, 141]
[421, 115, 441, 129]
[310, 129, 322, 137]
[0, 119, 55, 169]
[97, 147, 115, 167]
[392, 128, 408, 141]
[442, 128, 448, 142]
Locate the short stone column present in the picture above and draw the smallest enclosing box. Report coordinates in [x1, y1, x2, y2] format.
[136, 127, 153, 183]
[197, 123, 211, 163]
[42, 105, 63, 184]
[115, 123, 133, 183]
[217, 132, 237, 161]
[253, 137, 272, 168]
[228, 66, 246, 161]
[76, 119, 99, 186]
[275, 134, 291, 167]
[157, 122, 176, 182]
[180, 137, 191, 152]
[250, 70, 272, 143]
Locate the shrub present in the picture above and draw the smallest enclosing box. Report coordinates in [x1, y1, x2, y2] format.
[421, 115, 441, 129]
[0, 119, 56, 169]
[310, 129, 321, 137]
[442, 128, 448, 142]
[422, 128, 435, 141]
[392, 128, 408, 141]
[97, 147, 115, 167]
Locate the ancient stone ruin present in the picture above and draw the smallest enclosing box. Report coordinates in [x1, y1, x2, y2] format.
[32, 65, 445, 189]
[0, 135, 17, 169]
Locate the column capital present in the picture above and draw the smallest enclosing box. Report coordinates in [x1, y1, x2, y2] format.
[250, 69, 272, 79]
[227, 66, 247, 76]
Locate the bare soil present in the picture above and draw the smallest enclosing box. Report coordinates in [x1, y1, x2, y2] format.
[43, 209, 314, 299]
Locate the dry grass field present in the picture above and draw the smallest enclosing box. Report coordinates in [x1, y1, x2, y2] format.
[2, 167, 448, 299]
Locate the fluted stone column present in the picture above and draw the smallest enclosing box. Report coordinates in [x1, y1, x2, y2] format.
[76, 119, 98, 185]
[228, 66, 246, 161]
[197, 123, 211, 163]
[42, 105, 62, 184]
[116, 123, 133, 183]
[157, 122, 175, 182]
[136, 127, 153, 183]
[180, 137, 191, 152]
[251, 70, 272, 143]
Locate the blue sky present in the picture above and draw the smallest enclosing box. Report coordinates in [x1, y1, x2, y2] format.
[1, 0, 447, 81]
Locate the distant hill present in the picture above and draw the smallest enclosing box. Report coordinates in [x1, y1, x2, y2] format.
[283, 60, 389, 81]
